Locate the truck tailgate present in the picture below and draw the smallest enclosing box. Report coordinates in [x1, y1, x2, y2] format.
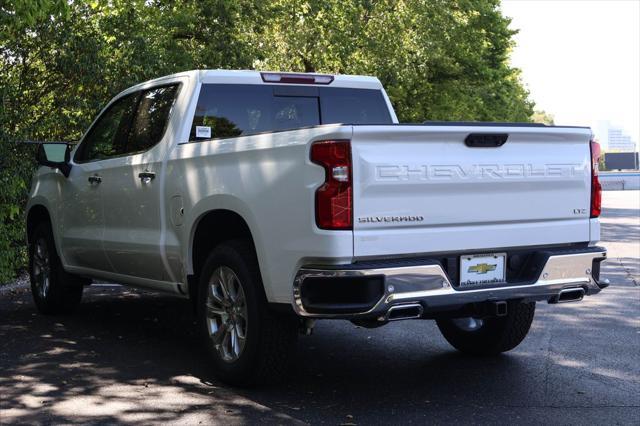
[351, 125, 593, 258]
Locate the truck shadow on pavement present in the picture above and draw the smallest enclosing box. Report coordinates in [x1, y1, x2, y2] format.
[1, 275, 639, 424]
[600, 207, 640, 245]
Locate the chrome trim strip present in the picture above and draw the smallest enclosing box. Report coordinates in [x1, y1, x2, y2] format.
[292, 249, 606, 319]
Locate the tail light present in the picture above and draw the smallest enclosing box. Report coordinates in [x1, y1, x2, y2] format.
[590, 140, 602, 218]
[310, 140, 352, 230]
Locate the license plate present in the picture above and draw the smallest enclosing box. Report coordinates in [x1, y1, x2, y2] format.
[459, 253, 506, 287]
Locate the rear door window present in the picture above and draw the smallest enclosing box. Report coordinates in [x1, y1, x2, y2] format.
[127, 84, 179, 153]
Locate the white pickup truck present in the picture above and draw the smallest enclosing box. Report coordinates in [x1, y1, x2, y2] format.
[27, 70, 607, 385]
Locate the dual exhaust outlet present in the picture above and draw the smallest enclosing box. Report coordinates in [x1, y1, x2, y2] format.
[383, 287, 586, 322]
[384, 301, 509, 321]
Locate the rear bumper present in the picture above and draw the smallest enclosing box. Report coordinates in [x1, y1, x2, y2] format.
[292, 246, 607, 320]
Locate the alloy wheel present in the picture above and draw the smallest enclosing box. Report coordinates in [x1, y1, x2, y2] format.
[205, 266, 248, 362]
[33, 238, 51, 299]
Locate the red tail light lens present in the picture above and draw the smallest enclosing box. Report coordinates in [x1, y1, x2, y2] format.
[590, 140, 602, 218]
[310, 140, 352, 230]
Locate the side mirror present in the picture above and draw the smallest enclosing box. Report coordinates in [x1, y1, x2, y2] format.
[36, 143, 72, 178]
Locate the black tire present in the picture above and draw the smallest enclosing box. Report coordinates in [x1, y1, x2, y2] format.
[197, 239, 298, 386]
[436, 300, 536, 355]
[29, 222, 87, 315]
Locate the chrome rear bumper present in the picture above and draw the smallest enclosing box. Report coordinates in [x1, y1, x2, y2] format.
[292, 247, 607, 319]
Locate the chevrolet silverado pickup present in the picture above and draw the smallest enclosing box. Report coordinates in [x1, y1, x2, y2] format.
[27, 70, 607, 385]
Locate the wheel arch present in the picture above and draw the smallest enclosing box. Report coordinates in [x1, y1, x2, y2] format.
[187, 208, 262, 306]
[26, 204, 53, 246]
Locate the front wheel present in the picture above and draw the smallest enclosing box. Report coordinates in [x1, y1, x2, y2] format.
[197, 240, 298, 386]
[29, 222, 86, 314]
[436, 300, 536, 355]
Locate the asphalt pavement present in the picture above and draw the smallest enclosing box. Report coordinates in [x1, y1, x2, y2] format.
[1, 191, 639, 425]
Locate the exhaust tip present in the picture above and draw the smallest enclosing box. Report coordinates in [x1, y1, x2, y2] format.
[385, 303, 424, 321]
[550, 288, 585, 304]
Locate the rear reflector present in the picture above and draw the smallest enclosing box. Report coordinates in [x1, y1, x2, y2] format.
[310, 140, 352, 230]
[261, 72, 334, 85]
[590, 140, 602, 218]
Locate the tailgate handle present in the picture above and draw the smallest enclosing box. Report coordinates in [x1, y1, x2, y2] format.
[465, 133, 508, 148]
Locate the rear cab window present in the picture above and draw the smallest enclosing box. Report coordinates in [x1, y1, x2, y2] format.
[189, 84, 392, 141]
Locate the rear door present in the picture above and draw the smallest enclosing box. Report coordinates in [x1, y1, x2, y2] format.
[351, 125, 593, 258]
[100, 84, 180, 282]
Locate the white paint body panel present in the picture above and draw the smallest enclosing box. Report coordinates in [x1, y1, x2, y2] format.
[166, 125, 354, 302]
[351, 125, 594, 258]
[26, 70, 601, 305]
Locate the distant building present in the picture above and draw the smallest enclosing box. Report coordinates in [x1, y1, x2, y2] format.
[593, 121, 638, 152]
[608, 127, 636, 152]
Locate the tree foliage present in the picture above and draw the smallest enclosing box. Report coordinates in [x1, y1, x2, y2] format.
[0, 0, 533, 283]
[532, 110, 555, 125]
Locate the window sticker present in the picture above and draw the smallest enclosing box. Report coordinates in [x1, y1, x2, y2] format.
[195, 126, 212, 138]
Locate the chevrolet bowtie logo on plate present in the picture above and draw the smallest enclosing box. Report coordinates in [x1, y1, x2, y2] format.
[468, 263, 497, 274]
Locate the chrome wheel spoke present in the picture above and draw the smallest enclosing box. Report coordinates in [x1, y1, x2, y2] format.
[212, 321, 227, 344]
[221, 327, 232, 359]
[227, 275, 242, 303]
[231, 327, 240, 357]
[234, 320, 247, 340]
[235, 288, 245, 306]
[219, 268, 231, 298]
[208, 282, 226, 306]
[216, 268, 233, 304]
[206, 303, 226, 318]
[41, 277, 49, 298]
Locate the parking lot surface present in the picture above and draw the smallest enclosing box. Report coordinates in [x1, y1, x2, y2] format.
[1, 191, 639, 425]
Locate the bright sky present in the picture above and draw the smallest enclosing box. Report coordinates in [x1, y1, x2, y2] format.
[501, 0, 640, 149]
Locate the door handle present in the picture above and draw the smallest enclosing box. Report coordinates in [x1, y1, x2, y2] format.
[88, 175, 102, 184]
[138, 171, 155, 184]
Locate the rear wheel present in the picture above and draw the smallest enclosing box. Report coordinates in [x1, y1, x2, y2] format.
[197, 239, 298, 386]
[436, 300, 536, 355]
[29, 222, 87, 314]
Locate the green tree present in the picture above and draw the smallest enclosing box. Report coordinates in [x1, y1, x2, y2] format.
[254, 0, 533, 122]
[0, 0, 534, 283]
[532, 110, 555, 125]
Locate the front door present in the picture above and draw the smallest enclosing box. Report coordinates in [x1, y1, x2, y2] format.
[60, 160, 108, 271]
[61, 91, 139, 273]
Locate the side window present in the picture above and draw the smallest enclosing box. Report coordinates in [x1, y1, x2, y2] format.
[190, 85, 274, 140]
[127, 84, 179, 153]
[76, 93, 139, 162]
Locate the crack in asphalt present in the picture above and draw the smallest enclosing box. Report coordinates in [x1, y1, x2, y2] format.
[541, 315, 555, 407]
[617, 257, 639, 286]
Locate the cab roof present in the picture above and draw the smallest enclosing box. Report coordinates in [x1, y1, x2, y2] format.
[131, 69, 384, 91]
